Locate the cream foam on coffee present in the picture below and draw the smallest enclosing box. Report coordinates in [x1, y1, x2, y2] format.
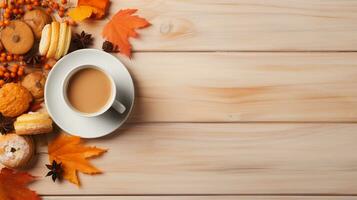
[66, 66, 112, 113]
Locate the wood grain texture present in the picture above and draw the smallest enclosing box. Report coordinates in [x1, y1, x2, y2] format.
[42, 196, 357, 200]
[118, 52, 357, 122]
[75, 0, 357, 51]
[31, 123, 357, 195]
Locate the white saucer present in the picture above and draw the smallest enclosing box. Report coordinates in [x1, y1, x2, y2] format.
[45, 49, 135, 138]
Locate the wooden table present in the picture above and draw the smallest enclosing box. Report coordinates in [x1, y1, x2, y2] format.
[33, 0, 357, 199]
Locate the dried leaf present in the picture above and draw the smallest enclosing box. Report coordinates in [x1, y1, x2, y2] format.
[0, 168, 40, 200]
[102, 9, 150, 57]
[48, 133, 107, 185]
[67, 6, 96, 22]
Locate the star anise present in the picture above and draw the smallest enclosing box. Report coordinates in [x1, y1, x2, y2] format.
[0, 113, 15, 135]
[72, 31, 94, 50]
[24, 43, 42, 65]
[46, 160, 63, 182]
[102, 40, 118, 53]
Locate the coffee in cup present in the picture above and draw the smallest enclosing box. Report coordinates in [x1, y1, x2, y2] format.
[63, 65, 126, 117]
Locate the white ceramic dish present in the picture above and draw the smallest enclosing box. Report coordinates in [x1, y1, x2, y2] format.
[45, 49, 135, 138]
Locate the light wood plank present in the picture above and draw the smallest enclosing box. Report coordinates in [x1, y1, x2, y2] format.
[118, 52, 357, 122]
[75, 0, 357, 51]
[42, 196, 357, 200]
[30, 123, 357, 195]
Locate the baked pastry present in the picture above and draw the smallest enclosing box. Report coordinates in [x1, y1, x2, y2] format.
[62, 24, 72, 56]
[55, 22, 68, 59]
[0, 83, 33, 117]
[46, 21, 60, 58]
[0, 134, 34, 168]
[39, 22, 71, 58]
[14, 112, 53, 135]
[39, 24, 51, 55]
[23, 9, 52, 39]
[0, 20, 34, 54]
[21, 72, 46, 99]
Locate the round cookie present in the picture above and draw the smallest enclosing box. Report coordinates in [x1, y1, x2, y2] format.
[23, 9, 52, 39]
[0, 83, 33, 117]
[0, 134, 34, 168]
[21, 72, 46, 99]
[1, 20, 34, 54]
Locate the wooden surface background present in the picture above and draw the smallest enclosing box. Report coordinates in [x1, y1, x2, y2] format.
[33, 0, 357, 199]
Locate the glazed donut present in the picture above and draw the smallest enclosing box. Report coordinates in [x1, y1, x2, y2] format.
[0, 134, 34, 168]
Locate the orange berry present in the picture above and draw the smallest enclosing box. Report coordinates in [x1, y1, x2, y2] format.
[0, 71, 3, 77]
[10, 72, 16, 78]
[18, 8, 24, 14]
[6, 55, 12, 61]
[4, 72, 9, 78]
[58, 10, 64, 17]
[46, 7, 52, 14]
[52, 2, 58, 9]
[0, 21, 4, 27]
[17, 0, 24, 5]
[4, 20, 10, 25]
[26, 5, 32, 10]
[25, 0, 30, 3]
[33, 1, 39, 6]
[12, 8, 18, 14]
[0, 53, 5, 58]
[0, 2, 6, 8]
[59, 6, 64, 12]
[5, 8, 11, 13]
[13, 54, 19, 60]
[61, 0, 67, 4]
[3, 13, 10, 19]
[0, 65, 5, 71]
[17, 71, 23, 76]
[0, 80, 5, 86]
[44, 64, 51, 69]
[13, 63, 19, 69]
[0, 57, 5, 62]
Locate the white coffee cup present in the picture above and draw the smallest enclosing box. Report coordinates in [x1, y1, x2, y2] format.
[62, 65, 126, 117]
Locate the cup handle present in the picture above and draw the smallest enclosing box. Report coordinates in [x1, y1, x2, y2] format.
[112, 100, 126, 114]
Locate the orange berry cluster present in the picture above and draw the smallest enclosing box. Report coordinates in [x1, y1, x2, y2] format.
[0, 64, 25, 87]
[0, 0, 68, 27]
[40, 0, 67, 17]
[0, 52, 23, 63]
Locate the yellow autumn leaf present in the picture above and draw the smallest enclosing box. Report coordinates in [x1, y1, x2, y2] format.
[68, 6, 96, 22]
[48, 133, 107, 185]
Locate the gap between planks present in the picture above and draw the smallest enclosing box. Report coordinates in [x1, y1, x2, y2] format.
[41, 195, 357, 200]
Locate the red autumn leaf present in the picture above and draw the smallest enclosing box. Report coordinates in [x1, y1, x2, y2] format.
[0, 168, 40, 200]
[102, 9, 150, 57]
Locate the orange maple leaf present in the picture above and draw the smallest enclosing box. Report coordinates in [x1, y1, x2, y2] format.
[48, 133, 107, 185]
[0, 168, 40, 200]
[102, 9, 151, 57]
